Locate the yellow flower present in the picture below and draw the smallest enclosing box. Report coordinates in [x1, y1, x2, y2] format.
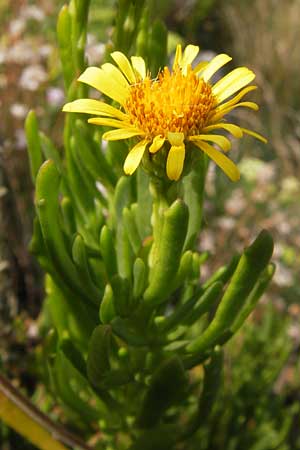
[63, 44, 266, 181]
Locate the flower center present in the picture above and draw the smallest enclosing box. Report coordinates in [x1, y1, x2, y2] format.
[125, 65, 216, 139]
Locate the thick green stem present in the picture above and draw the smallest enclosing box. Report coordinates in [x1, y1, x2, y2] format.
[148, 179, 170, 270]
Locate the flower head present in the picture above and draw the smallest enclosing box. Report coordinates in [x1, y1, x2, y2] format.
[63, 45, 266, 181]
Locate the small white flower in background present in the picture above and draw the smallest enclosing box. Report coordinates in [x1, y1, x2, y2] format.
[19, 64, 47, 91]
[239, 157, 275, 184]
[10, 103, 29, 119]
[21, 5, 45, 22]
[273, 262, 293, 287]
[38, 44, 52, 59]
[9, 18, 26, 37]
[86, 34, 105, 66]
[287, 324, 300, 342]
[225, 189, 246, 215]
[46, 87, 64, 107]
[6, 41, 37, 64]
[201, 230, 215, 253]
[15, 129, 27, 149]
[216, 216, 236, 231]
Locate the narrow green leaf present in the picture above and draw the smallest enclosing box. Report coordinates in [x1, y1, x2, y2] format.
[133, 257, 146, 299]
[57, 5, 75, 89]
[60, 338, 87, 378]
[99, 284, 116, 324]
[123, 207, 141, 254]
[136, 5, 149, 60]
[181, 348, 223, 438]
[35, 160, 97, 306]
[72, 234, 102, 305]
[183, 281, 223, 326]
[231, 262, 276, 333]
[144, 199, 189, 305]
[183, 153, 206, 250]
[113, 176, 134, 278]
[74, 121, 117, 189]
[111, 274, 132, 317]
[148, 19, 168, 76]
[137, 355, 187, 428]
[39, 131, 63, 173]
[25, 110, 43, 183]
[203, 254, 240, 289]
[187, 230, 274, 353]
[99, 225, 118, 279]
[61, 197, 76, 236]
[111, 317, 147, 346]
[136, 168, 152, 239]
[171, 250, 194, 291]
[87, 325, 111, 389]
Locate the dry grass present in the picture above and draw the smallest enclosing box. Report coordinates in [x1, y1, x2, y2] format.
[220, 0, 300, 175]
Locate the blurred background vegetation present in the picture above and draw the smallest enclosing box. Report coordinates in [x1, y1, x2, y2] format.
[1, 0, 300, 449]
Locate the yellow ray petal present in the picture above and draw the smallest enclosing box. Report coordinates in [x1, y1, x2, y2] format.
[212, 68, 255, 103]
[78, 67, 128, 105]
[166, 144, 186, 181]
[193, 140, 240, 181]
[210, 101, 259, 123]
[201, 123, 243, 138]
[88, 117, 133, 128]
[215, 85, 257, 109]
[62, 99, 129, 120]
[181, 45, 199, 73]
[189, 134, 231, 152]
[201, 54, 232, 82]
[167, 131, 185, 146]
[241, 128, 267, 143]
[193, 60, 209, 74]
[124, 140, 149, 175]
[102, 129, 144, 141]
[149, 135, 165, 153]
[212, 67, 254, 94]
[173, 44, 182, 69]
[111, 51, 136, 84]
[101, 63, 129, 88]
[131, 56, 146, 80]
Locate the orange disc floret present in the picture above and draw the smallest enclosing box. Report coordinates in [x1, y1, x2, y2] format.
[125, 66, 216, 139]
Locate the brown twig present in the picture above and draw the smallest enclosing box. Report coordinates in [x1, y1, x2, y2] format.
[0, 372, 93, 450]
